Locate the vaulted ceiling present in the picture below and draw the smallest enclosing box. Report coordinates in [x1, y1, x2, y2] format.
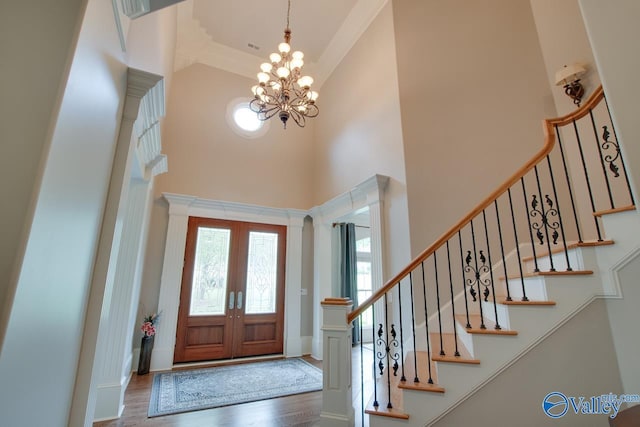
[175, 0, 388, 87]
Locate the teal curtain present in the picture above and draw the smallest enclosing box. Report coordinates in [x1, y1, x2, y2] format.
[339, 223, 360, 345]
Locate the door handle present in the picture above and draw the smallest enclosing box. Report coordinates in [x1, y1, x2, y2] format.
[237, 291, 243, 310]
[228, 291, 235, 310]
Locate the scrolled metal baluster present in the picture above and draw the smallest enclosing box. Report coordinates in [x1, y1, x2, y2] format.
[602, 125, 621, 178]
[467, 220, 487, 329]
[482, 209, 501, 330]
[521, 178, 540, 272]
[532, 165, 559, 272]
[458, 231, 472, 328]
[603, 95, 635, 205]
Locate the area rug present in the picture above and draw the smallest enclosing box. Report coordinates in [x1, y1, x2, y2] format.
[148, 358, 323, 417]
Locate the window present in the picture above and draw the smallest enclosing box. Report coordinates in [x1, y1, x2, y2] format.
[356, 231, 373, 327]
[226, 98, 270, 138]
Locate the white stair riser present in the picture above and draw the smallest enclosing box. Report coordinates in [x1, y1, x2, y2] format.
[523, 246, 582, 272]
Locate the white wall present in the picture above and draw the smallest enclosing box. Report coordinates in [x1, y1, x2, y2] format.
[0, 0, 85, 346]
[0, 1, 177, 426]
[433, 300, 623, 427]
[579, 0, 640, 396]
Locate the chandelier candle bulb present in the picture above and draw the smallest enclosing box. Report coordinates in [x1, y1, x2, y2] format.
[248, 0, 319, 128]
[269, 53, 282, 63]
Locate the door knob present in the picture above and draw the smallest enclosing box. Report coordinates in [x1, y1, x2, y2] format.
[237, 291, 243, 310]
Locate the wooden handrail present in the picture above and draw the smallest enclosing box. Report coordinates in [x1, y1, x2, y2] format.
[348, 86, 605, 323]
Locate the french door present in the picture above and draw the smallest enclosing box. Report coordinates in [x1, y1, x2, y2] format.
[174, 217, 287, 363]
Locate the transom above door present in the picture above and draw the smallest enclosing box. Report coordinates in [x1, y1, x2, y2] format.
[174, 217, 287, 363]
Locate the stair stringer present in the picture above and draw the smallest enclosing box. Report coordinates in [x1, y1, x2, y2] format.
[368, 241, 636, 427]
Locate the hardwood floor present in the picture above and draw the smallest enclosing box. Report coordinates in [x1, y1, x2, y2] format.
[93, 349, 372, 427]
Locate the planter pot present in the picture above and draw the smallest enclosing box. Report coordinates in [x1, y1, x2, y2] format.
[137, 335, 154, 375]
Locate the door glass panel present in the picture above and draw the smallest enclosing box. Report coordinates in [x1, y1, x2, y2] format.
[190, 227, 231, 316]
[245, 231, 278, 314]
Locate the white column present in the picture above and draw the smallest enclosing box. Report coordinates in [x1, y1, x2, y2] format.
[311, 216, 333, 359]
[284, 213, 304, 357]
[94, 179, 151, 420]
[152, 195, 194, 370]
[320, 298, 355, 427]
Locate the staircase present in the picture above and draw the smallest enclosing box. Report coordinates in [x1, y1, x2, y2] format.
[318, 86, 638, 427]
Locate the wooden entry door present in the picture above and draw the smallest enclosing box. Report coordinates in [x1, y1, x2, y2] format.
[174, 217, 287, 363]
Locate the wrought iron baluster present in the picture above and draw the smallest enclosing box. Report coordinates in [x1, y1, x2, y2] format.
[420, 262, 435, 384]
[482, 209, 501, 330]
[466, 219, 486, 329]
[372, 301, 378, 408]
[458, 231, 472, 328]
[494, 199, 512, 301]
[532, 165, 558, 271]
[572, 119, 603, 241]
[508, 188, 529, 301]
[434, 252, 445, 355]
[555, 124, 583, 243]
[521, 177, 540, 272]
[397, 282, 406, 382]
[545, 154, 572, 271]
[446, 241, 460, 356]
[408, 272, 419, 383]
[590, 111, 616, 209]
[359, 316, 364, 427]
[603, 94, 635, 205]
[376, 293, 399, 409]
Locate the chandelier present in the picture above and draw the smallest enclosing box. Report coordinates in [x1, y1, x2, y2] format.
[249, 0, 318, 129]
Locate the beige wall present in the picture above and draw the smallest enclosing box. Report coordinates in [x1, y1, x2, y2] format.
[313, 2, 412, 278]
[393, 0, 556, 257]
[156, 64, 314, 209]
[433, 299, 623, 427]
[529, 0, 600, 116]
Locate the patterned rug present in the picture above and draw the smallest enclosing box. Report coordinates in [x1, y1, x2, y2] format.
[147, 358, 323, 417]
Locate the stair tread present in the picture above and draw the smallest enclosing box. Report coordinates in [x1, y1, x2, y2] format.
[365, 369, 409, 419]
[488, 292, 556, 306]
[399, 351, 446, 391]
[429, 333, 480, 363]
[521, 240, 614, 262]
[593, 205, 635, 217]
[456, 314, 518, 335]
[501, 270, 593, 280]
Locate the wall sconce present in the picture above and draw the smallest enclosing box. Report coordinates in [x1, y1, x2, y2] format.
[555, 63, 587, 107]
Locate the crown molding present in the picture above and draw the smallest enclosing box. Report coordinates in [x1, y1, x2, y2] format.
[174, 0, 387, 88]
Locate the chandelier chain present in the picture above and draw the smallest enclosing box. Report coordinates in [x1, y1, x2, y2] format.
[286, 0, 291, 30]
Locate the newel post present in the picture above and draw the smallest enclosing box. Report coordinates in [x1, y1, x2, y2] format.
[319, 298, 355, 427]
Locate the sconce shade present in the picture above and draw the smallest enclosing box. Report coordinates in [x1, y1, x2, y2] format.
[555, 63, 586, 86]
